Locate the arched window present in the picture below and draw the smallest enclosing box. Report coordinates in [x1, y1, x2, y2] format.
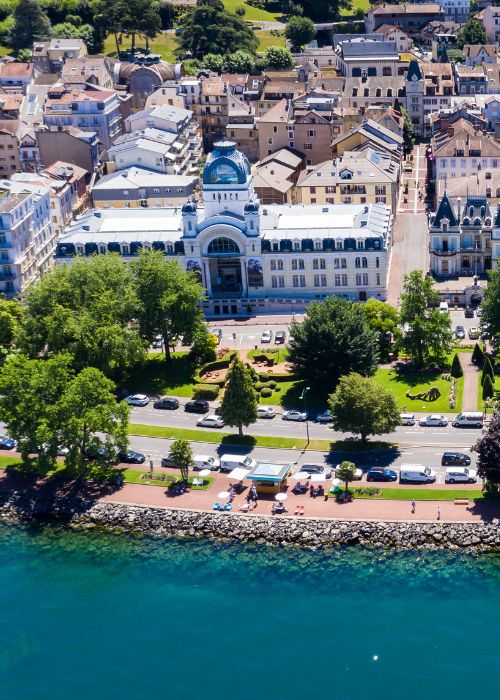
[207, 237, 240, 255]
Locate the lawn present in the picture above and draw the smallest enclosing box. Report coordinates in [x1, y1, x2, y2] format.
[477, 374, 500, 412]
[222, 0, 282, 22]
[255, 29, 285, 52]
[122, 352, 197, 398]
[352, 487, 483, 501]
[374, 368, 463, 413]
[340, 0, 371, 15]
[103, 32, 179, 61]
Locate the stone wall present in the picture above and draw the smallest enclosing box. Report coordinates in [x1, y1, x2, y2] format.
[0, 496, 499, 550]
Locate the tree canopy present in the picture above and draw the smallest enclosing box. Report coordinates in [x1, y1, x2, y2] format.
[220, 355, 257, 437]
[285, 15, 315, 49]
[264, 46, 294, 69]
[11, 0, 51, 50]
[362, 298, 399, 361]
[288, 296, 379, 394]
[480, 267, 500, 341]
[457, 19, 486, 49]
[0, 297, 23, 362]
[399, 270, 453, 368]
[329, 372, 400, 443]
[168, 438, 193, 483]
[474, 412, 500, 484]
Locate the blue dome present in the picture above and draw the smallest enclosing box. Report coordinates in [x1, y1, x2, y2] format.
[203, 141, 251, 186]
[244, 200, 259, 213]
[182, 200, 197, 214]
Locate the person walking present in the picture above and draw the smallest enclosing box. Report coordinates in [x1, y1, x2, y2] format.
[437, 506, 441, 521]
[411, 500, 416, 514]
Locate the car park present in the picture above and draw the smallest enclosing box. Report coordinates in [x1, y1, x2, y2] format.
[219, 454, 257, 472]
[153, 397, 180, 410]
[399, 465, 436, 484]
[0, 436, 15, 450]
[118, 450, 146, 464]
[124, 393, 149, 406]
[366, 467, 397, 482]
[335, 464, 363, 480]
[261, 330, 272, 343]
[468, 327, 480, 339]
[419, 414, 448, 427]
[400, 413, 416, 426]
[196, 414, 225, 428]
[275, 331, 286, 344]
[441, 451, 471, 466]
[452, 412, 483, 428]
[316, 410, 333, 423]
[300, 464, 332, 478]
[193, 455, 220, 471]
[257, 405, 276, 418]
[282, 410, 307, 421]
[464, 307, 474, 318]
[455, 325, 465, 340]
[185, 400, 209, 413]
[444, 467, 478, 484]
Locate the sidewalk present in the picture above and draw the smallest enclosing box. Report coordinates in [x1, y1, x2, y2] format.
[461, 352, 479, 411]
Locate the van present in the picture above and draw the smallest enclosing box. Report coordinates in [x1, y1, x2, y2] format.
[452, 412, 484, 428]
[439, 301, 449, 313]
[399, 465, 437, 483]
[192, 455, 220, 471]
[219, 454, 257, 473]
[445, 467, 477, 484]
[400, 413, 416, 426]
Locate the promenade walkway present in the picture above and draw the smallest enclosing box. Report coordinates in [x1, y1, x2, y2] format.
[461, 352, 479, 411]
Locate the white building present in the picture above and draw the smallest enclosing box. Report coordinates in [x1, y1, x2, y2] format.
[437, 0, 470, 23]
[56, 142, 392, 315]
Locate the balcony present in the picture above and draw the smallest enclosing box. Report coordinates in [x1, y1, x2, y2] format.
[432, 248, 456, 256]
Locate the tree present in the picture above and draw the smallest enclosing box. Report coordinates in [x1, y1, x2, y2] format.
[335, 460, 357, 495]
[480, 267, 500, 341]
[401, 106, 414, 156]
[59, 367, 129, 476]
[189, 325, 217, 365]
[457, 18, 486, 49]
[398, 271, 453, 368]
[202, 53, 224, 73]
[178, 0, 258, 59]
[224, 50, 255, 74]
[119, 0, 162, 52]
[482, 374, 494, 401]
[167, 439, 192, 483]
[19, 254, 145, 378]
[52, 21, 101, 53]
[472, 342, 484, 367]
[450, 353, 463, 378]
[0, 298, 23, 362]
[220, 355, 257, 437]
[289, 0, 350, 21]
[17, 48, 33, 61]
[285, 15, 315, 49]
[264, 46, 294, 69]
[11, 0, 51, 50]
[362, 298, 399, 361]
[0, 353, 73, 465]
[447, 48, 465, 63]
[288, 297, 379, 395]
[482, 356, 494, 384]
[474, 412, 500, 483]
[132, 250, 205, 364]
[329, 372, 400, 443]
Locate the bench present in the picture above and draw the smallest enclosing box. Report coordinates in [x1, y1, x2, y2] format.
[454, 499, 470, 505]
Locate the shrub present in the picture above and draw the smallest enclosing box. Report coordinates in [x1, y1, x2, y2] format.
[192, 384, 220, 400]
[260, 387, 273, 397]
[450, 353, 463, 378]
[235, 6, 245, 15]
[267, 380, 277, 389]
[482, 374, 494, 401]
[259, 372, 269, 382]
[274, 385, 281, 392]
[254, 382, 264, 392]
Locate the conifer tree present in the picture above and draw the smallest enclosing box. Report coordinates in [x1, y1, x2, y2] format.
[482, 374, 494, 401]
[472, 343, 484, 367]
[11, 0, 51, 50]
[483, 356, 494, 383]
[220, 356, 257, 437]
[450, 352, 463, 378]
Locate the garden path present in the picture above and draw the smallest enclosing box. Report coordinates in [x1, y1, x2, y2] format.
[461, 352, 479, 411]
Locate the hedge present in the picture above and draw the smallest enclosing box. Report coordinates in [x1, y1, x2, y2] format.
[192, 384, 220, 400]
[258, 372, 297, 382]
[193, 352, 237, 386]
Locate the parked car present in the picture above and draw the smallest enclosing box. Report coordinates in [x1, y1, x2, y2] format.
[441, 451, 471, 466]
[275, 331, 286, 344]
[464, 307, 474, 318]
[439, 301, 449, 313]
[118, 450, 145, 464]
[282, 410, 307, 421]
[185, 400, 209, 414]
[161, 456, 179, 469]
[366, 467, 397, 482]
[316, 410, 333, 423]
[400, 413, 416, 426]
[152, 335, 162, 349]
[476, 307, 482, 317]
[196, 414, 225, 428]
[419, 414, 448, 427]
[444, 467, 478, 484]
[153, 397, 180, 410]
[452, 412, 483, 428]
[300, 464, 332, 478]
[261, 329, 273, 343]
[257, 405, 276, 418]
[124, 393, 149, 407]
[455, 325, 465, 340]
[335, 464, 363, 480]
[400, 465, 436, 483]
[193, 455, 220, 471]
[468, 327, 480, 339]
[220, 454, 257, 472]
[0, 436, 15, 450]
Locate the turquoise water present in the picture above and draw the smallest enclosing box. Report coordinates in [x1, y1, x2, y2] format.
[0, 524, 499, 700]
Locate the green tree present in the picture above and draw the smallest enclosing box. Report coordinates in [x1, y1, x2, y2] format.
[472, 342, 484, 367]
[474, 412, 500, 483]
[17, 48, 32, 61]
[132, 249, 205, 364]
[0, 353, 73, 465]
[399, 271, 453, 368]
[450, 353, 463, 378]
[52, 21, 101, 52]
[457, 18, 486, 49]
[481, 356, 494, 385]
[480, 267, 500, 341]
[264, 45, 294, 69]
[119, 0, 162, 52]
[335, 460, 357, 495]
[178, 0, 258, 59]
[224, 50, 255, 74]
[0, 298, 23, 361]
[59, 367, 129, 476]
[220, 355, 257, 437]
[401, 106, 414, 156]
[19, 254, 145, 378]
[329, 372, 400, 443]
[167, 438, 192, 483]
[11, 0, 52, 50]
[189, 325, 218, 365]
[289, 0, 350, 21]
[288, 296, 379, 395]
[482, 373, 494, 401]
[285, 15, 315, 49]
[362, 298, 399, 361]
[202, 52, 225, 73]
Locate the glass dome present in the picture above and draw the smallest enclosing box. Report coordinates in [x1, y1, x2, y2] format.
[203, 141, 251, 186]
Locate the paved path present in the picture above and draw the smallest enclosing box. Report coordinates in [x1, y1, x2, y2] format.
[461, 352, 479, 411]
[387, 213, 428, 306]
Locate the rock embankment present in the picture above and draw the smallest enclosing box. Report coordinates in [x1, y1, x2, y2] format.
[0, 496, 499, 550]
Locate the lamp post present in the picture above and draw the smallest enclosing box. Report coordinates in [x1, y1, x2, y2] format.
[300, 386, 310, 447]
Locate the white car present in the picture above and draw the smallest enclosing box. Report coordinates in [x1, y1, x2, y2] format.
[196, 414, 225, 428]
[316, 410, 333, 423]
[257, 405, 276, 418]
[439, 301, 449, 313]
[400, 413, 416, 426]
[468, 327, 480, 339]
[261, 330, 273, 343]
[124, 393, 150, 407]
[335, 464, 363, 480]
[444, 467, 478, 484]
[419, 414, 448, 427]
[193, 455, 220, 471]
[282, 410, 307, 421]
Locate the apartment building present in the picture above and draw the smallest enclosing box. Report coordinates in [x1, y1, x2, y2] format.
[0, 62, 33, 93]
[32, 38, 87, 73]
[333, 34, 400, 78]
[366, 4, 446, 34]
[0, 121, 20, 177]
[341, 76, 406, 112]
[226, 95, 257, 162]
[191, 78, 229, 151]
[331, 119, 404, 160]
[455, 65, 489, 95]
[374, 24, 413, 51]
[61, 57, 115, 90]
[464, 44, 497, 66]
[432, 118, 500, 180]
[480, 6, 500, 44]
[253, 148, 304, 204]
[37, 125, 100, 173]
[91, 167, 198, 208]
[406, 60, 455, 136]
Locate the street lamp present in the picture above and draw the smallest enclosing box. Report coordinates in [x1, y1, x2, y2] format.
[299, 386, 310, 446]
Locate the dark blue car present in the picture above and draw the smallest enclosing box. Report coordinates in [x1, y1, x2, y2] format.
[366, 467, 398, 482]
[0, 436, 15, 450]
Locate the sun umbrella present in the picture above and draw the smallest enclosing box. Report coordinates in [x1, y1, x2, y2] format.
[218, 491, 230, 499]
[198, 469, 211, 477]
[290, 471, 310, 480]
[275, 492, 288, 501]
[310, 473, 326, 482]
[226, 467, 248, 481]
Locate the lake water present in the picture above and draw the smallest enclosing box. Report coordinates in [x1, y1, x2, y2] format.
[0, 523, 499, 700]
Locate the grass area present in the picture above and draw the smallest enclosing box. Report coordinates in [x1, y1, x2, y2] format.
[123, 352, 197, 398]
[340, 0, 371, 14]
[353, 487, 483, 501]
[222, 0, 282, 21]
[255, 29, 285, 52]
[374, 368, 463, 413]
[477, 375, 500, 412]
[0, 45, 11, 57]
[103, 32, 179, 61]
[125, 469, 213, 489]
[247, 347, 289, 363]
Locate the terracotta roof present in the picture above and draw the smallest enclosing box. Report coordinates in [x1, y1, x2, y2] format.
[434, 119, 500, 158]
[0, 62, 32, 79]
[464, 44, 497, 59]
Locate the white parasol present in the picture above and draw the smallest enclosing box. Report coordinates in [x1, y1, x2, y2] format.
[275, 492, 288, 501]
[226, 467, 248, 481]
[310, 473, 326, 482]
[198, 469, 211, 477]
[218, 491, 230, 499]
[290, 471, 310, 480]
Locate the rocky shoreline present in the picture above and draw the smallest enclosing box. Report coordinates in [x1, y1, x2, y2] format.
[0, 494, 500, 550]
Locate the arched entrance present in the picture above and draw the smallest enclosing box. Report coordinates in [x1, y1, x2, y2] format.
[206, 236, 243, 296]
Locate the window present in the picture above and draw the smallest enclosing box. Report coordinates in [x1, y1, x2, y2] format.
[376, 257, 380, 268]
[293, 241, 300, 251]
[362, 257, 368, 268]
[357, 241, 364, 250]
[299, 275, 306, 287]
[336, 240, 343, 250]
[314, 274, 320, 287]
[207, 237, 240, 255]
[292, 259, 304, 270]
[356, 273, 362, 285]
[363, 273, 368, 285]
[321, 274, 327, 287]
[304, 143, 312, 150]
[376, 273, 381, 286]
[293, 275, 299, 287]
[355, 257, 361, 268]
[271, 259, 283, 270]
[307, 129, 315, 137]
[272, 275, 284, 288]
[310, 186, 316, 194]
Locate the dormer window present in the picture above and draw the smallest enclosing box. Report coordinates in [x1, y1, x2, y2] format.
[76, 244, 84, 255]
[485, 217, 492, 226]
[357, 240, 364, 250]
[442, 221, 448, 232]
[98, 244, 106, 254]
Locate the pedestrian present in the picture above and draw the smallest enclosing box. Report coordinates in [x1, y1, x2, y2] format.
[411, 499, 416, 514]
[437, 506, 441, 521]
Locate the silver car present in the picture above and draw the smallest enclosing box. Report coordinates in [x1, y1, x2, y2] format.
[282, 410, 307, 421]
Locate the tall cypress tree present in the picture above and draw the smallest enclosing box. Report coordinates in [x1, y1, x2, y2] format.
[483, 356, 494, 382]
[220, 356, 257, 437]
[472, 343, 484, 367]
[450, 353, 463, 378]
[482, 374, 494, 401]
[11, 0, 52, 51]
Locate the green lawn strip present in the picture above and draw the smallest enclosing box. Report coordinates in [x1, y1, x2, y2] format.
[373, 367, 454, 413]
[246, 347, 289, 363]
[477, 375, 500, 412]
[353, 488, 483, 501]
[124, 469, 213, 489]
[122, 352, 196, 397]
[222, 0, 282, 21]
[103, 32, 179, 61]
[255, 29, 285, 52]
